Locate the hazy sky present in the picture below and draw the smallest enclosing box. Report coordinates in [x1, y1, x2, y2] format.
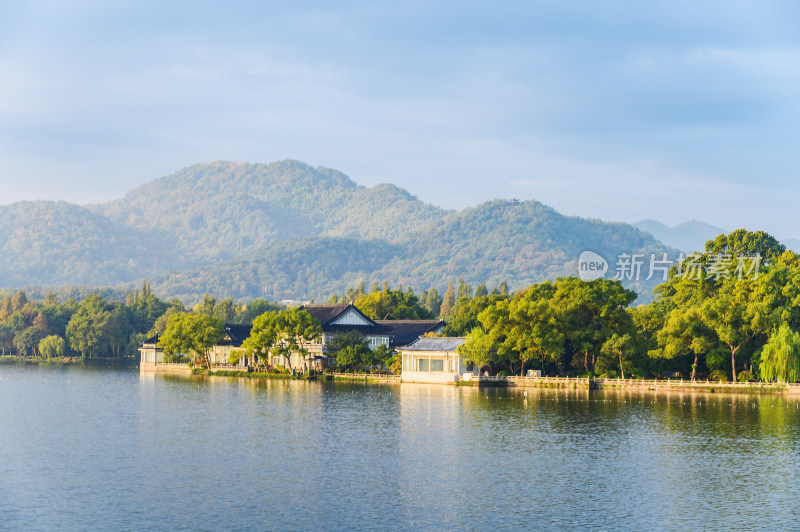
[1, 1, 798, 237]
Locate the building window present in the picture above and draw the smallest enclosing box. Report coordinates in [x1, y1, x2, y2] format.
[416, 359, 429, 372]
[430, 359, 444, 372]
[368, 337, 388, 348]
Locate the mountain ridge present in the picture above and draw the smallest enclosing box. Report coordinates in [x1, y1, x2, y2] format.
[2, 160, 683, 303]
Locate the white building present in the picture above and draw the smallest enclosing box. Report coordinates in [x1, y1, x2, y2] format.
[399, 337, 477, 384]
[277, 304, 392, 370]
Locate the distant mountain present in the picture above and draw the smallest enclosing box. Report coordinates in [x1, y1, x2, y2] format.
[387, 200, 670, 293]
[634, 219, 727, 254]
[148, 199, 673, 303]
[149, 237, 403, 303]
[93, 160, 445, 263]
[0, 201, 178, 286]
[635, 219, 799, 256]
[1, 160, 679, 303]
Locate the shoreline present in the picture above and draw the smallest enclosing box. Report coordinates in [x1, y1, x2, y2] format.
[0, 356, 136, 365]
[141, 364, 800, 395]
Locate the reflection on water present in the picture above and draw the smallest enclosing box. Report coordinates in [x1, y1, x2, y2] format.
[1, 365, 799, 530]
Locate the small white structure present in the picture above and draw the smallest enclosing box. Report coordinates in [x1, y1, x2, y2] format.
[399, 337, 476, 384]
[139, 334, 164, 367]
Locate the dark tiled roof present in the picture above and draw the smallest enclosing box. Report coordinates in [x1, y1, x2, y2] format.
[222, 324, 253, 347]
[141, 334, 159, 346]
[376, 320, 446, 347]
[401, 337, 466, 352]
[299, 304, 353, 326]
[299, 304, 391, 334]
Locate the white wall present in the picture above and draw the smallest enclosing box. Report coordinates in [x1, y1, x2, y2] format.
[331, 309, 372, 326]
[401, 371, 460, 384]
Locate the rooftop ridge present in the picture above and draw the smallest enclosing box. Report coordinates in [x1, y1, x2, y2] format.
[375, 319, 443, 323]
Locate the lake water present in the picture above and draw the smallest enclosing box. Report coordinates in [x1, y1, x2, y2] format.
[1, 363, 799, 531]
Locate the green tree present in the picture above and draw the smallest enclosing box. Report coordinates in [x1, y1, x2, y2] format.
[353, 286, 433, 320]
[39, 335, 66, 359]
[369, 343, 393, 372]
[653, 307, 716, 381]
[0, 295, 11, 321]
[104, 303, 133, 357]
[327, 330, 367, 354]
[232, 299, 282, 325]
[241, 311, 278, 367]
[150, 301, 186, 335]
[551, 278, 636, 374]
[331, 335, 392, 373]
[14, 327, 46, 357]
[159, 312, 224, 365]
[456, 278, 473, 300]
[422, 288, 443, 317]
[273, 308, 322, 373]
[66, 295, 111, 358]
[0, 324, 14, 355]
[193, 293, 217, 316]
[474, 283, 489, 297]
[128, 281, 169, 334]
[10, 291, 28, 312]
[212, 297, 236, 322]
[505, 295, 564, 376]
[705, 229, 786, 263]
[491, 280, 509, 296]
[440, 280, 456, 317]
[600, 333, 636, 379]
[335, 345, 370, 372]
[443, 294, 507, 336]
[459, 326, 502, 373]
[461, 284, 559, 375]
[759, 325, 800, 383]
[629, 304, 666, 376]
[703, 279, 758, 382]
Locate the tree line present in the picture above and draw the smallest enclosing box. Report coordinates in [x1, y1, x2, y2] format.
[455, 230, 800, 383]
[6, 228, 799, 383]
[0, 283, 281, 360]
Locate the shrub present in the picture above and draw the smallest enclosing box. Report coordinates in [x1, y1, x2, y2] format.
[709, 369, 728, 382]
[497, 370, 510, 377]
[737, 370, 755, 382]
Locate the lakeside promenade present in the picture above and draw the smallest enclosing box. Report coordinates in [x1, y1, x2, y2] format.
[142, 362, 800, 395]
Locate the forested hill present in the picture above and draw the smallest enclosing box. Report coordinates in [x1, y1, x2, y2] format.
[93, 160, 446, 262]
[0, 159, 675, 302]
[0, 201, 179, 286]
[147, 200, 672, 302]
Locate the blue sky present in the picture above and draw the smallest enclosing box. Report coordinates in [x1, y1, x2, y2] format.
[1, 1, 798, 238]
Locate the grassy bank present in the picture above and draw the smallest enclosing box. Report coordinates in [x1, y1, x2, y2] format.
[0, 355, 135, 365]
[192, 368, 334, 381]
